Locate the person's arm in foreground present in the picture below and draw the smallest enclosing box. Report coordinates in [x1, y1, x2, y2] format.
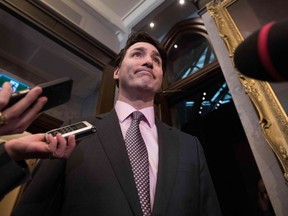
[0, 82, 76, 197]
[0, 133, 76, 198]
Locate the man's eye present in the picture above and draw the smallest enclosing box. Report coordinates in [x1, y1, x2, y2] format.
[132, 52, 141, 58]
[153, 58, 161, 65]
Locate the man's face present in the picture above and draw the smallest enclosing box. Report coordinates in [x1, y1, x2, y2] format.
[114, 42, 163, 97]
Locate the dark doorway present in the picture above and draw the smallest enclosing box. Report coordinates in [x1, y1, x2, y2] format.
[163, 71, 264, 216]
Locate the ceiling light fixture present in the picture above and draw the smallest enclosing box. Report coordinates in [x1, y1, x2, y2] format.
[179, 0, 185, 5]
[149, 22, 155, 28]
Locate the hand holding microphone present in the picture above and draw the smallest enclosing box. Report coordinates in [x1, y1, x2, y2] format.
[233, 18, 288, 82]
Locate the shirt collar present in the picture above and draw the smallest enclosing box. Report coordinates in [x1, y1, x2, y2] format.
[115, 100, 155, 128]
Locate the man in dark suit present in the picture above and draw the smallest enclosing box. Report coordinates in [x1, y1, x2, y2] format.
[13, 32, 222, 216]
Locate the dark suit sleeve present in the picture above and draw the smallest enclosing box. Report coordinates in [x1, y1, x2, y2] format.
[12, 159, 66, 216]
[195, 137, 222, 215]
[0, 142, 30, 199]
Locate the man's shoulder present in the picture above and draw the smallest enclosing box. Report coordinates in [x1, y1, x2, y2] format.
[157, 119, 199, 141]
[64, 110, 115, 125]
[157, 119, 186, 132]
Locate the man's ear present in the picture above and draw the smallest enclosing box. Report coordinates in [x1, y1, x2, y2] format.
[113, 67, 119, 79]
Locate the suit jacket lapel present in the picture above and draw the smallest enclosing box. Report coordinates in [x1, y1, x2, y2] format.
[94, 110, 143, 216]
[152, 119, 179, 216]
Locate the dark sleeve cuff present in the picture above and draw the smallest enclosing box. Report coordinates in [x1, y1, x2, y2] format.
[0, 143, 30, 198]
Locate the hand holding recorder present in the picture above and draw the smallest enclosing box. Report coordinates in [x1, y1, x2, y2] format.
[3, 133, 76, 160]
[0, 82, 47, 135]
[46, 121, 96, 141]
[0, 77, 73, 135]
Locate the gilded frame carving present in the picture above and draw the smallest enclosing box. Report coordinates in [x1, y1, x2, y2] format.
[206, 0, 288, 181]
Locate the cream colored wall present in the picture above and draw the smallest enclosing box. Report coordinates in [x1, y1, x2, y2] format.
[0, 187, 22, 216]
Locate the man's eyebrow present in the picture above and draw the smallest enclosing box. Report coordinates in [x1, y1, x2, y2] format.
[152, 50, 161, 58]
[130, 46, 161, 59]
[130, 47, 145, 53]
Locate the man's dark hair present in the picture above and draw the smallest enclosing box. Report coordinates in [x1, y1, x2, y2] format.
[114, 32, 167, 73]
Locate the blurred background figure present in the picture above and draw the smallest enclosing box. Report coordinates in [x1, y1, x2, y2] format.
[257, 178, 276, 216]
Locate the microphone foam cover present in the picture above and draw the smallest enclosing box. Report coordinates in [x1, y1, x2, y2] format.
[234, 18, 288, 82]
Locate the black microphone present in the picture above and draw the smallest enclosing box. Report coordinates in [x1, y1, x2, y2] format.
[233, 18, 288, 82]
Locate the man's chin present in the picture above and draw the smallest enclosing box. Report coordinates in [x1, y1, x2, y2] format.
[135, 84, 154, 93]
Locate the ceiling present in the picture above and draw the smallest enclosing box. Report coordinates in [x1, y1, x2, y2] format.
[36, 0, 198, 50]
[0, 0, 199, 121]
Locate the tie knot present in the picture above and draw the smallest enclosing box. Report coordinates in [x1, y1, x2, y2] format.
[131, 111, 144, 121]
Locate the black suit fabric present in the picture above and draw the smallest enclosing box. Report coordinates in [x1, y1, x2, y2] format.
[13, 110, 222, 216]
[0, 143, 29, 198]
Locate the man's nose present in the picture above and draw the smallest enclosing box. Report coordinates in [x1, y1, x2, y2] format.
[143, 56, 153, 68]
[143, 62, 153, 69]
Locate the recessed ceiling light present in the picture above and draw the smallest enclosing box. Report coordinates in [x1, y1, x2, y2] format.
[179, 0, 185, 5]
[149, 22, 155, 28]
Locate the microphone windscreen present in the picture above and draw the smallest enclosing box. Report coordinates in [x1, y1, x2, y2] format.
[233, 18, 288, 82]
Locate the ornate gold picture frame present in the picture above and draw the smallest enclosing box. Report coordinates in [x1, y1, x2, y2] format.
[206, 0, 288, 181]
